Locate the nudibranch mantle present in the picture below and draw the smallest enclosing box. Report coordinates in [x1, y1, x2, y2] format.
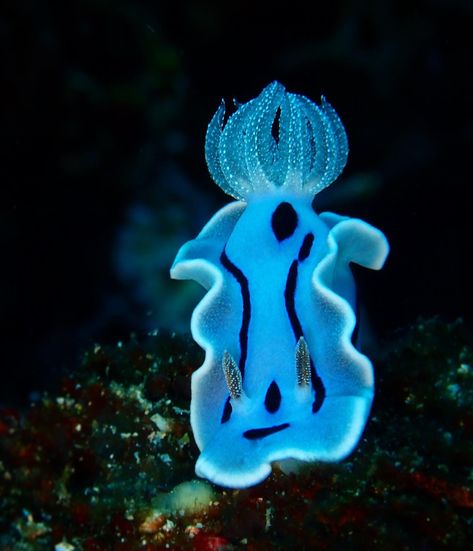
[171, 82, 389, 488]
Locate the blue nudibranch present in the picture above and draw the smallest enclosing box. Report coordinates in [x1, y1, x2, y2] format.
[171, 81, 389, 488]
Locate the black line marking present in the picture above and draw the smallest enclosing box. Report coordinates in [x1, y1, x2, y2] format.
[285, 238, 326, 413]
[271, 202, 298, 242]
[284, 260, 303, 339]
[298, 233, 314, 261]
[243, 423, 290, 440]
[310, 362, 326, 413]
[220, 250, 250, 379]
[264, 381, 281, 413]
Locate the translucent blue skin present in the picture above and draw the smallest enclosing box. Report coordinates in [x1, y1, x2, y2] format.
[171, 82, 389, 488]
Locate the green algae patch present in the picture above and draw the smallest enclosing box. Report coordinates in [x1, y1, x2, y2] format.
[1, 319, 472, 550]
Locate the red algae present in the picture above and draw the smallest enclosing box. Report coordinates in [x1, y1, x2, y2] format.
[0, 319, 472, 549]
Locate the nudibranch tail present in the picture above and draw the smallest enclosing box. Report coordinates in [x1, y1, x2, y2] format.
[205, 81, 348, 201]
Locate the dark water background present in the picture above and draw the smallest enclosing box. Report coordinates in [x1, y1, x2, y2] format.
[1, 0, 472, 405]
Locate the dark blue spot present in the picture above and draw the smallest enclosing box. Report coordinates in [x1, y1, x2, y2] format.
[221, 396, 232, 423]
[272, 202, 298, 241]
[264, 381, 281, 413]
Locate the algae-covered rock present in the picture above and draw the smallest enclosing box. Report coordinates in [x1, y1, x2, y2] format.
[0, 319, 472, 550]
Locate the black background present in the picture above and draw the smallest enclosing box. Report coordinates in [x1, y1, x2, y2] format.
[1, 0, 472, 405]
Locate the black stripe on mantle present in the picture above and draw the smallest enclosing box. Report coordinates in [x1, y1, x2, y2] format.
[284, 232, 326, 413]
[220, 249, 250, 379]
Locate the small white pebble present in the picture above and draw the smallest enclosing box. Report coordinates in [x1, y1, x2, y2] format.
[55, 543, 75, 551]
[162, 519, 175, 532]
[151, 413, 172, 433]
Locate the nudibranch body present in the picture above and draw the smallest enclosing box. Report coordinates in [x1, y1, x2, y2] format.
[171, 82, 389, 488]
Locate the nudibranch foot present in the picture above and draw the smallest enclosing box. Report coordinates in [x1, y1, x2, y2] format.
[171, 82, 389, 488]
